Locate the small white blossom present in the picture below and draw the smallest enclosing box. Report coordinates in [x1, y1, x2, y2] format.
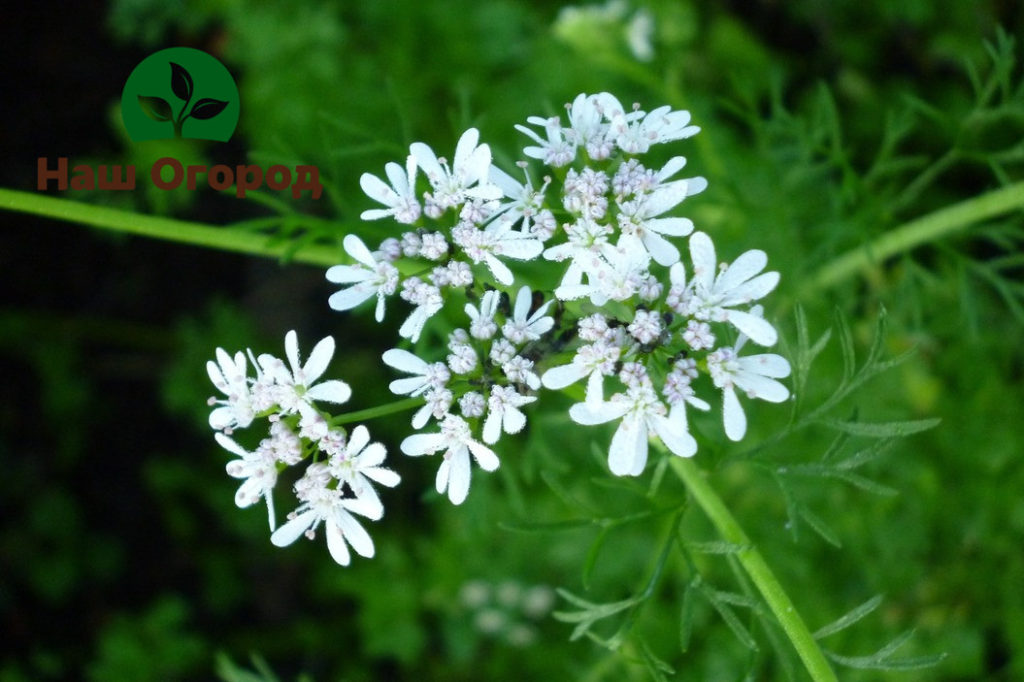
[207, 348, 254, 431]
[483, 386, 536, 444]
[627, 309, 663, 345]
[359, 155, 421, 224]
[502, 355, 541, 390]
[400, 415, 500, 505]
[490, 338, 517, 366]
[326, 234, 400, 322]
[328, 425, 400, 520]
[216, 432, 277, 529]
[516, 115, 575, 167]
[411, 128, 502, 211]
[398, 277, 444, 342]
[541, 340, 619, 406]
[502, 286, 554, 344]
[382, 348, 450, 396]
[688, 231, 781, 346]
[706, 311, 791, 441]
[256, 331, 352, 415]
[459, 391, 486, 418]
[570, 384, 697, 476]
[270, 465, 376, 567]
[607, 103, 700, 155]
[454, 221, 544, 287]
[466, 290, 501, 340]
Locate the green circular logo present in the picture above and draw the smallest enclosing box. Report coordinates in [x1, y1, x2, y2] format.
[121, 47, 239, 142]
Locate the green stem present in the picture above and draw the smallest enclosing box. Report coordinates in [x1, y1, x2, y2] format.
[669, 457, 837, 682]
[0, 188, 341, 267]
[806, 180, 1024, 293]
[331, 397, 423, 426]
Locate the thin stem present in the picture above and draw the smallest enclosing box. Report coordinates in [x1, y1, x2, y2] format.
[0, 188, 342, 267]
[669, 456, 837, 682]
[331, 397, 423, 426]
[806, 180, 1024, 293]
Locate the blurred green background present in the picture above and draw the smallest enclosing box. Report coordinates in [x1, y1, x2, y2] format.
[2, 1, 1023, 680]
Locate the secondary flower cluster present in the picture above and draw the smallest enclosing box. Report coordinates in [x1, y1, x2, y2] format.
[206, 330, 399, 565]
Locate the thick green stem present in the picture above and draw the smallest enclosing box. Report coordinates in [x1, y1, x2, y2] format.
[669, 457, 837, 682]
[807, 181, 1024, 293]
[0, 188, 340, 267]
[331, 397, 423, 426]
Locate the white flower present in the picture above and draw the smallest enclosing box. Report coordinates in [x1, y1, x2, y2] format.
[383, 349, 453, 429]
[569, 384, 697, 476]
[487, 165, 549, 233]
[707, 317, 791, 441]
[565, 92, 621, 160]
[397, 278, 444, 342]
[400, 415, 500, 505]
[502, 286, 554, 344]
[256, 331, 352, 414]
[206, 348, 254, 431]
[615, 172, 704, 267]
[541, 340, 620, 406]
[502, 355, 541, 390]
[483, 386, 536, 444]
[216, 432, 277, 530]
[326, 234, 399, 322]
[515, 115, 575, 167]
[328, 425, 400, 521]
[359, 155, 421, 224]
[608, 103, 700, 155]
[271, 465, 376, 567]
[454, 221, 544, 286]
[627, 309, 663, 344]
[466, 290, 501, 340]
[410, 128, 502, 210]
[687, 231, 781, 346]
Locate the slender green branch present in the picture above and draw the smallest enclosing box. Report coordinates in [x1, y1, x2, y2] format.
[331, 397, 423, 425]
[0, 188, 341, 267]
[669, 456, 837, 682]
[807, 181, 1024, 293]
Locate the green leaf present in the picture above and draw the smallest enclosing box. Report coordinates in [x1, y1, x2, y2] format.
[686, 540, 751, 555]
[799, 506, 842, 548]
[818, 417, 941, 438]
[138, 95, 173, 122]
[813, 595, 884, 639]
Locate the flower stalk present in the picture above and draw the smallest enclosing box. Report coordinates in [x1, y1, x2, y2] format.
[669, 456, 837, 682]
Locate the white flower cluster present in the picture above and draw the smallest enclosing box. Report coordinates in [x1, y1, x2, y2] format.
[208, 92, 793, 567]
[206, 330, 399, 565]
[385, 285, 553, 504]
[328, 92, 791, 491]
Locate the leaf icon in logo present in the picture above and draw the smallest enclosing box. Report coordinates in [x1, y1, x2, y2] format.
[170, 62, 193, 102]
[138, 95, 173, 122]
[189, 98, 229, 121]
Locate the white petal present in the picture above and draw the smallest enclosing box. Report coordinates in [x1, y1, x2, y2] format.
[482, 408, 502, 444]
[642, 230, 680, 267]
[382, 348, 428, 374]
[541, 363, 587, 390]
[303, 337, 335, 384]
[336, 508, 375, 558]
[689, 231, 717, 291]
[360, 172, 398, 206]
[324, 519, 352, 566]
[722, 387, 747, 441]
[608, 416, 645, 476]
[484, 254, 514, 286]
[284, 330, 300, 373]
[728, 310, 778, 347]
[328, 283, 376, 311]
[364, 467, 401, 488]
[411, 403, 432, 429]
[401, 433, 445, 456]
[570, 400, 630, 425]
[497, 238, 543, 261]
[502, 407, 527, 434]
[343, 234, 377, 269]
[214, 432, 248, 458]
[735, 372, 790, 403]
[650, 414, 697, 458]
[467, 439, 500, 472]
[717, 250, 767, 293]
[723, 272, 780, 306]
[390, 377, 428, 396]
[270, 509, 317, 547]
[445, 449, 471, 504]
[234, 478, 262, 508]
[645, 216, 693, 237]
[209, 406, 237, 430]
[306, 379, 352, 404]
[325, 264, 372, 285]
[409, 142, 442, 186]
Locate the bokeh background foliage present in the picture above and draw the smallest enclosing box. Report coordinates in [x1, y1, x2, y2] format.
[2, 0, 1023, 680]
